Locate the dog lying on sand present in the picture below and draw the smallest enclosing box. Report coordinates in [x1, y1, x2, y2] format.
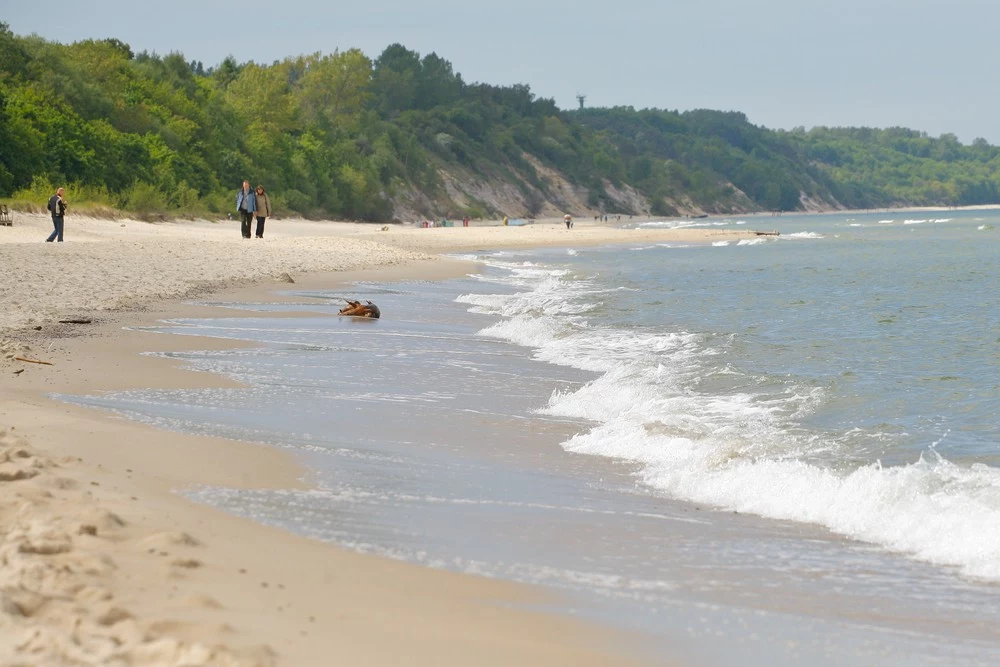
[338, 300, 381, 318]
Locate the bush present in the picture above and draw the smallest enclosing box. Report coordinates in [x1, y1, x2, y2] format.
[650, 197, 678, 217]
[11, 176, 55, 205]
[122, 181, 169, 216]
[10, 178, 119, 216]
[170, 181, 201, 211]
[463, 204, 488, 219]
[279, 189, 312, 215]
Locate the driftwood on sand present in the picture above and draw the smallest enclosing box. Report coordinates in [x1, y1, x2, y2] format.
[338, 300, 381, 319]
[14, 357, 53, 366]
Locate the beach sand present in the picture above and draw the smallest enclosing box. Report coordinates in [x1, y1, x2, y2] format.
[0, 212, 762, 665]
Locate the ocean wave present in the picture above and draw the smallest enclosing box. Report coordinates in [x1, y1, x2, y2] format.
[457, 261, 1000, 581]
[780, 231, 825, 239]
[903, 218, 953, 224]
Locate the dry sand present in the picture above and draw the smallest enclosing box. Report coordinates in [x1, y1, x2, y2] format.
[0, 211, 764, 665]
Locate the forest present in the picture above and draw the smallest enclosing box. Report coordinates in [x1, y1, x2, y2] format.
[3, 22, 1000, 221]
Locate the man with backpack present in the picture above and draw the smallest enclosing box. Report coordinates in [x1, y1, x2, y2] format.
[45, 187, 67, 242]
[235, 180, 256, 239]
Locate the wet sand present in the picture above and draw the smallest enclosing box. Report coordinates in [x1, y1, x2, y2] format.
[0, 213, 767, 665]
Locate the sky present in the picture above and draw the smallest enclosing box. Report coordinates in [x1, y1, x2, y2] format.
[5, 0, 998, 143]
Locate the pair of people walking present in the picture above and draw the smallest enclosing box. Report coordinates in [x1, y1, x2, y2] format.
[235, 180, 272, 238]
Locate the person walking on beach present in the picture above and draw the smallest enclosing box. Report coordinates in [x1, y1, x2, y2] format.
[564, 213, 573, 229]
[45, 187, 67, 242]
[253, 185, 272, 238]
[235, 180, 256, 239]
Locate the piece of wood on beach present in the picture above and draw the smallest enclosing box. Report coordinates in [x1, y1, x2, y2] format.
[14, 357, 53, 366]
[754, 230, 780, 236]
[58, 318, 93, 324]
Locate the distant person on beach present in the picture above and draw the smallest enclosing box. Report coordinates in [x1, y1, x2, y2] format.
[253, 185, 271, 238]
[45, 187, 67, 242]
[503, 215, 508, 226]
[564, 214, 573, 229]
[235, 180, 256, 239]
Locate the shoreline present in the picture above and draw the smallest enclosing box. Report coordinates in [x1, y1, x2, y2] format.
[5, 201, 997, 225]
[730, 203, 1000, 217]
[1, 211, 768, 335]
[4, 208, 990, 663]
[1, 217, 691, 665]
[0, 261, 650, 666]
[4, 203, 996, 664]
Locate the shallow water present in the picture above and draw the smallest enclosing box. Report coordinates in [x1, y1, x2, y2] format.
[63, 210, 1000, 665]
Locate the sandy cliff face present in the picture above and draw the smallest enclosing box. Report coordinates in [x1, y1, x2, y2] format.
[388, 151, 841, 222]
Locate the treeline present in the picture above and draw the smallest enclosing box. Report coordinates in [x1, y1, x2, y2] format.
[571, 108, 1000, 212]
[3, 22, 1000, 220]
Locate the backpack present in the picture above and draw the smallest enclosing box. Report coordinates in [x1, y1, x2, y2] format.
[47, 195, 55, 213]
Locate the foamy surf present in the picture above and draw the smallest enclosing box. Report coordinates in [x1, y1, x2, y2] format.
[781, 231, 824, 239]
[457, 258, 1000, 582]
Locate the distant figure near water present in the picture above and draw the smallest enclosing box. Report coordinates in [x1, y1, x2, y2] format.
[564, 214, 573, 229]
[45, 187, 67, 242]
[235, 180, 256, 239]
[254, 185, 271, 238]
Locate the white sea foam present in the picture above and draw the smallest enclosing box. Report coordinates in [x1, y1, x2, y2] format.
[457, 261, 1000, 581]
[781, 232, 825, 239]
[712, 241, 730, 247]
[446, 253, 484, 262]
[636, 221, 682, 229]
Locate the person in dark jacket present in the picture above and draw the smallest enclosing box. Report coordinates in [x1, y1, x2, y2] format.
[254, 185, 272, 238]
[45, 187, 67, 242]
[235, 180, 256, 238]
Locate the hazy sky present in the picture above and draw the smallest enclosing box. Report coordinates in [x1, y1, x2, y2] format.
[6, 0, 998, 142]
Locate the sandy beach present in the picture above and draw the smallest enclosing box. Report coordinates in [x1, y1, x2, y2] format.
[0, 212, 764, 666]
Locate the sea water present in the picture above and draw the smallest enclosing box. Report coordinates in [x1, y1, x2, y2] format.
[63, 210, 999, 665]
